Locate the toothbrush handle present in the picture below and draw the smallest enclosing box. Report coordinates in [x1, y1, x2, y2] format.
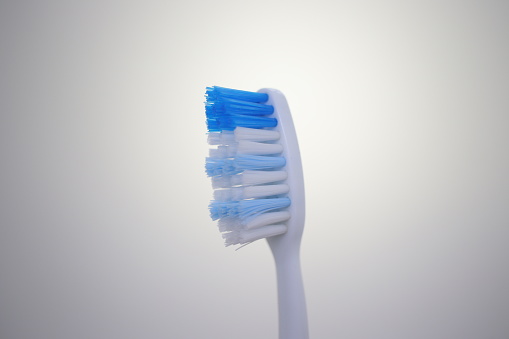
[273, 246, 309, 339]
[260, 87, 308, 339]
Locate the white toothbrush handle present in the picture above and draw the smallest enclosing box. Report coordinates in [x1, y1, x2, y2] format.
[260, 88, 308, 339]
[272, 243, 309, 339]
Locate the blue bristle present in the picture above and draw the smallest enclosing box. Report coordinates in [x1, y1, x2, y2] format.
[206, 86, 269, 103]
[206, 115, 277, 132]
[206, 98, 274, 116]
[205, 86, 277, 132]
[209, 198, 291, 220]
[205, 155, 286, 177]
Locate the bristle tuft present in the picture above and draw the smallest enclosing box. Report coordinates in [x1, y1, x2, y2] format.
[235, 127, 280, 142]
[206, 86, 269, 103]
[209, 197, 290, 220]
[223, 224, 288, 246]
[205, 155, 286, 177]
[205, 86, 276, 132]
[239, 170, 288, 186]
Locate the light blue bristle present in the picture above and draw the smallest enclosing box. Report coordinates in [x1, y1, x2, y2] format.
[206, 86, 269, 103]
[205, 155, 286, 177]
[209, 197, 291, 220]
[205, 158, 236, 176]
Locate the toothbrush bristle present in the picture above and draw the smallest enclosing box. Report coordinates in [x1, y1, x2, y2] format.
[205, 86, 291, 246]
[205, 155, 286, 177]
[209, 197, 291, 220]
[206, 114, 277, 132]
[206, 86, 269, 103]
[206, 98, 274, 116]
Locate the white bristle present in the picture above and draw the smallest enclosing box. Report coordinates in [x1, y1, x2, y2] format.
[213, 187, 242, 201]
[234, 127, 280, 142]
[213, 184, 289, 201]
[237, 141, 283, 155]
[207, 131, 235, 145]
[208, 128, 279, 146]
[211, 175, 233, 189]
[229, 174, 243, 186]
[244, 211, 291, 230]
[238, 170, 288, 186]
[223, 224, 288, 246]
[218, 217, 241, 232]
[209, 141, 282, 158]
[209, 145, 232, 158]
[218, 211, 291, 232]
[243, 184, 289, 199]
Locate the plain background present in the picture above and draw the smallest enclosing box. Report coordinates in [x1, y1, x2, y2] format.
[1, 1, 508, 338]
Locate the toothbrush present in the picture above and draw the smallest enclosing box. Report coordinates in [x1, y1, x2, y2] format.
[204, 86, 308, 339]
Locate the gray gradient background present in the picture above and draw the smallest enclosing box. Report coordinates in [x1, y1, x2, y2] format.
[1, 1, 508, 338]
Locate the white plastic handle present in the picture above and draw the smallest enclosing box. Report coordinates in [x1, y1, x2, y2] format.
[259, 88, 308, 339]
